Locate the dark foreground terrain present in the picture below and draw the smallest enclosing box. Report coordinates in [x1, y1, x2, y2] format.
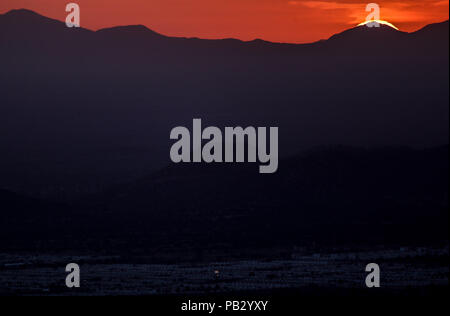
[0, 245, 447, 296]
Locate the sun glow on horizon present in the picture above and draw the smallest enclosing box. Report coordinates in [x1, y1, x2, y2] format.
[357, 20, 400, 31]
[1, 0, 447, 42]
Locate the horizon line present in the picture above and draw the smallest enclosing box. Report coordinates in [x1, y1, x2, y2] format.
[1, 8, 449, 45]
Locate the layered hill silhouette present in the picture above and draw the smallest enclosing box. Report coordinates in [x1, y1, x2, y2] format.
[0, 9, 448, 199]
[1, 146, 447, 250]
[0, 9, 448, 251]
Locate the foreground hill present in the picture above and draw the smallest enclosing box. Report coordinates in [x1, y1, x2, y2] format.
[85, 146, 448, 245]
[1, 146, 447, 252]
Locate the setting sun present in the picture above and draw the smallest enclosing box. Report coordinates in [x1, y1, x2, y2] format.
[0, 0, 447, 43]
[357, 20, 400, 30]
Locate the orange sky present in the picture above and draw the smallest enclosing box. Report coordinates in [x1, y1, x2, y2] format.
[0, 0, 448, 43]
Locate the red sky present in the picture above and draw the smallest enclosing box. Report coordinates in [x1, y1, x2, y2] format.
[0, 0, 448, 43]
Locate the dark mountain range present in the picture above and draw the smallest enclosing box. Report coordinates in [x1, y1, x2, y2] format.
[0, 146, 447, 251]
[0, 9, 448, 200]
[84, 146, 448, 245]
[0, 9, 448, 299]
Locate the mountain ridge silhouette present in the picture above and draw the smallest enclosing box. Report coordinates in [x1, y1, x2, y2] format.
[0, 8, 448, 252]
[1, 8, 448, 45]
[0, 8, 448, 199]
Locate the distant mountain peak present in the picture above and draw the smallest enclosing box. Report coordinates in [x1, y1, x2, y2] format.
[95, 24, 166, 39]
[98, 24, 150, 33]
[3, 8, 53, 22]
[326, 22, 406, 45]
[412, 20, 449, 36]
[357, 20, 399, 30]
[343, 22, 403, 35]
[4, 8, 38, 16]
